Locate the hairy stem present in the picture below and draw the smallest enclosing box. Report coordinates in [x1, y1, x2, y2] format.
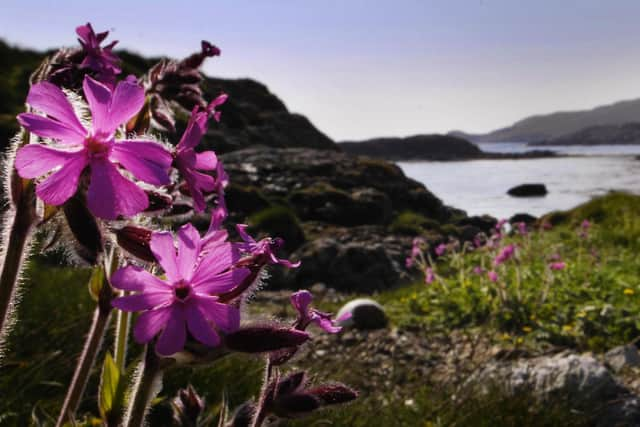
[114, 298, 131, 371]
[56, 280, 113, 427]
[125, 346, 164, 427]
[0, 174, 38, 358]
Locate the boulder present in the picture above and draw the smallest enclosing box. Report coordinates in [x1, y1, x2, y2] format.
[507, 183, 548, 197]
[336, 298, 388, 330]
[605, 345, 640, 372]
[509, 213, 538, 225]
[469, 353, 640, 426]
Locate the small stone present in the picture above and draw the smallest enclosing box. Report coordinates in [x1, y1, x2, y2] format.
[336, 298, 388, 330]
[605, 345, 640, 372]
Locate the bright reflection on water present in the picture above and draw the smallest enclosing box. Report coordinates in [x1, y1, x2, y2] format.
[398, 145, 640, 219]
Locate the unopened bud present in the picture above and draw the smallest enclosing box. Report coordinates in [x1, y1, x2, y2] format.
[276, 371, 306, 396]
[224, 326, 309, 353]
[115, 226, 155, 262]
[171, 384, 205, 427]
[272, 393, 320, 418]
[63, 193, 103, 264]
[306, 384, 358, 406]
[144, 190, 173, 213]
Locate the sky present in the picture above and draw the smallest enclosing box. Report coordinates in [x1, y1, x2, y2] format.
[2, 0, 640, 141]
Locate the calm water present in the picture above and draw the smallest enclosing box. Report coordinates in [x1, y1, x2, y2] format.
[398, 143, 640, 219]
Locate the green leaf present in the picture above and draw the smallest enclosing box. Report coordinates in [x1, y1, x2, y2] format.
[88, 265, 105, 302]
[98, 352, 120, 420]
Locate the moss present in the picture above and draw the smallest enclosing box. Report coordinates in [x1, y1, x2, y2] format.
[248, 205, 306, 251]
[389, 210, 440, 235]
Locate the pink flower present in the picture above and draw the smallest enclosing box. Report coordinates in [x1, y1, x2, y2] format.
[290, 290, 344, 333]
[549, 262, 566, 271]
[516, 222, 528, 235]
[175, 95, 228, 212]
[425, 267, 435, 284]
[76, 23, 121, 84]
[111, 224, 250, 356]
[493, 244, 516, 266]
[487, 270, 498, 282]
[236, 224, 301, 268]
[473, 266, 484, 275]
[15, 75, 173, 219]
[495, 219, 507, 231]
[435, 243, 446, 257]
[579, 219, 591, 239]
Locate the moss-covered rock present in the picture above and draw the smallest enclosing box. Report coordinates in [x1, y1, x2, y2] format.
[248, 205, 305, 251]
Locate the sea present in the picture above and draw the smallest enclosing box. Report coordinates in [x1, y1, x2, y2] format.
[397, 143, 640, 220]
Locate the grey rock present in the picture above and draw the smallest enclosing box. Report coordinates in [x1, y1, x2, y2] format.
[507, 183, 548, 197]
[336, 298, 388, 330]
[470, 353, 640, 427]
[605, 345, 640, 372]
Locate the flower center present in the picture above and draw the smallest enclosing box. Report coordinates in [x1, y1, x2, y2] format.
[174, 282, 191, 301]
[84, 134, 112, 158]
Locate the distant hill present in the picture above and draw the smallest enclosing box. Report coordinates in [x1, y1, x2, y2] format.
[450, 98, 640, 143]
[340, 135, 482, 160]
[530, 122, 640, 146]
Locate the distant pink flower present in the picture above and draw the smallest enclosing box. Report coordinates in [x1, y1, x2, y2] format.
[290, 290, 344, 333]
[541, 221, 552, 231]
[495, 219, 507, 231]
[549, 262, 566, 271]
[76, 23, 121, 84]
[473, 266, 484, 275]
[111, 224, 250, 356]
[579, 219, 591, 239]
[425, 267, 435, 284]
[236, 224, 301, 268]
[516, 222, 528, 235]
[435, 243, 447, 257]
[175, 95, 228, 212]
[405, 257, 414, 268]
[15, 75, 173, 219]
[487, 270, 499, 282]
[493, 244, 516, 266]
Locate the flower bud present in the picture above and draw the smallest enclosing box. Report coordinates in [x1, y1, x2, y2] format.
[171, 384, 205, 427]
[272, 393, 320, 418]
[114, 225, 155, 263]
[306, 384, 358, 406]
[63, 193, 103, 265]
[224, 326, 309, 353]
[144, 190, 173, 214]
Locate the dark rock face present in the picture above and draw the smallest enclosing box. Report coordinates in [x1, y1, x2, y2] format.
[200, 78, 337, 153]
[336, 298, 388, 330]
[507, 184, 548, 197]
[510, 213, 537, 225]
[340, 134, 482, 161]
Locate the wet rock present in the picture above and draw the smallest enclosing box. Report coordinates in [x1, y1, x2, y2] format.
[336, 298, 388, 330]
[456, 215, 498, 234]
[507, 183, 548, 197]
[605, 345, 640, 372]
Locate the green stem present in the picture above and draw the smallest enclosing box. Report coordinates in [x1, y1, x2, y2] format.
[114, 298, 131, 371]
[0, 177, 38, 358]
[56, 294, 112, 427]
[125, 346, 164, 427]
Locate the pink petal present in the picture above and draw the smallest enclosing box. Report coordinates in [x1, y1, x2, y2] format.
[183, 169, 215, 212]
[191, 244, 242, 286]
[86, 158, 148, 219]
[133, 306, 173, 343]
[150, 232, 180, 283]
[177, 111, 207, 150]
[185, 303, 220, 347]
[15, 144, 84, 178]
[83, 75, 112, 134]
[112, 292, 171, 312]
[194, 151, 217, 170]
[110, 140, 172, 185]
[176, 224, 201, 281]
[110, 265, 171, 292]
[35, 153, 88, 205]
[17, 113, 85, 145]
[290, 290, 313, 316]
[200, 230, 229, 253]
[156, 306, 186, 356]
[196, 296, 240, 333]
[105, 77, 145, 132]
[192, 268, 250, 295]
[26, 82, 86, 135]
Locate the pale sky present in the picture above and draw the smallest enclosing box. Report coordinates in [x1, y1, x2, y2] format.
[2, 0, 640, 141]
